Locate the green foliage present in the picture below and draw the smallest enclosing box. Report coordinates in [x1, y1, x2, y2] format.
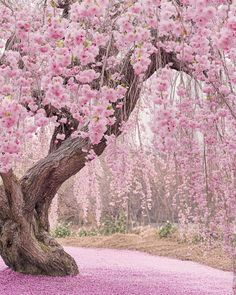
[75, 212, 127, 237]
[158, 221, 177, 239]
[52, 222, 72, 238]
[99, 212, 127, 235]
[78, 228, 99, 237]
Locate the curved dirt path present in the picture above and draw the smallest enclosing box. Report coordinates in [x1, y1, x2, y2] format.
[0, 247, 233, 295]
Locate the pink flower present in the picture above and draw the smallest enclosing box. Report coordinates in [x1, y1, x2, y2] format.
[76, 69, 99, 84]
[228, 16, 236, 32]
[56, 133, 66, 140]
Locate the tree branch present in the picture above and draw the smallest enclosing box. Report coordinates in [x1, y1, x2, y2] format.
[21, 48, 189, 216]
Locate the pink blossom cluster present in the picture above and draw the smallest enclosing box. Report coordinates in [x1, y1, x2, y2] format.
[1, 0, 236, 251]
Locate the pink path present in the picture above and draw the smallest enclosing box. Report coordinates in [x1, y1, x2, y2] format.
[0, 247, 233, 295]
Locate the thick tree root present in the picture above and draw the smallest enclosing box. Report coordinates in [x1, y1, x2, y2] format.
[0, 219, 79, 276]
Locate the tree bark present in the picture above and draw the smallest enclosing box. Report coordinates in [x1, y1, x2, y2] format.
[0, 170, 78, 276]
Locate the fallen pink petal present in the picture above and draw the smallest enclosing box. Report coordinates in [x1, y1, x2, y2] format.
[0, 247, 233, 295]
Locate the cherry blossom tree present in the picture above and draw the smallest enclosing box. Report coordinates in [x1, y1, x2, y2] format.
[0, 0, 235, 278]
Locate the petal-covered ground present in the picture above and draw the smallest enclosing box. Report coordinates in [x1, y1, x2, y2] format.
[0, 247, 233, 295]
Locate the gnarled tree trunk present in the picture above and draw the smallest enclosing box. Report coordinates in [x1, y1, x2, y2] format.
[0, 171, 78, 276]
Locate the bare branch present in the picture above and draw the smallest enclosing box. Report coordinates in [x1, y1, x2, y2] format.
[0, 0, 14, 13]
